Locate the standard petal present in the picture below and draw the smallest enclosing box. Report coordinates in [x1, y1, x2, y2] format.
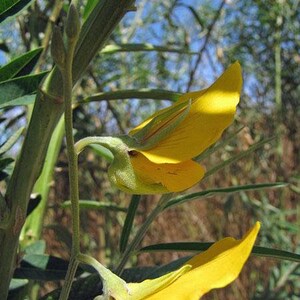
[140, 62, 242, 164]
[130, 151, 205, 192]
[145, 222, 260, 300]
[129, 90, 206, 136]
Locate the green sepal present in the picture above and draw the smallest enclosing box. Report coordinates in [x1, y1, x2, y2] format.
[83, 248, 191, 300]
[77, 253, 129, 300]
[75, 136, 168, 194]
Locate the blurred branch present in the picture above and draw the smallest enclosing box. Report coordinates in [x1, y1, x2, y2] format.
[186, 0, 226, 91]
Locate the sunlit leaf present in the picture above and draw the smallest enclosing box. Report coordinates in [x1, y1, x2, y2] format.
[0, 48, 43, 81]
[0, 0, 34, 24]
[0, 94, 35, 109]
[0, 72, 47, 108]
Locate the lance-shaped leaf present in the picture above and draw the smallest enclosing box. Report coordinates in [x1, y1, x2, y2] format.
[0, 48, 43, 81]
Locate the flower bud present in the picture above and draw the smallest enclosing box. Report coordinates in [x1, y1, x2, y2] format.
[65, 4, 81, 41]
[51, 26, 66, 68]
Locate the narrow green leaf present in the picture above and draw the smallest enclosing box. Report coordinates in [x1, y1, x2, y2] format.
[0, 0, 34, 24]
[100, 43, 198, 55]
[0, 48, 43, 82]
[196, 126, 245, 162]
[0, 72, 47, 107]
[119, 195, 141, 253]
[81, 88, 181, 104]
[0, 127, 24, 155]
[61, 200, 128, 213]
[139, 243, 300, 263]
[165, 182, 287, 209]
[0, 94, 35, 109]
[204, 137, 275, 179]
[21, 117, 65, 244]
[82, 0, 98, 21]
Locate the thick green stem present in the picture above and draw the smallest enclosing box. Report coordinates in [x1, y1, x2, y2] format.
[63, 39, 80, 256]
[59, 7, 81, 299]
[115, 193, 173, 275]
[0, 2, 135, 298]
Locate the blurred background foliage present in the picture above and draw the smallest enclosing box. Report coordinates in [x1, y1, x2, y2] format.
[0, 0, 299, 299]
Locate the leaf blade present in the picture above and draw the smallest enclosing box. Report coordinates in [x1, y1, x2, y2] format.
[139, 243, 300, 263]
[119, 195, 141, 253]
[0, 72, 47, 107]
[0, 48, 43, 81]
[165, 182, 288, 209]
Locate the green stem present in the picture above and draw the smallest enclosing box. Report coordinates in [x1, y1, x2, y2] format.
[0, 2, 135, 298]
[63, 40, 80, 255]
[115, 193, 173, 275]
[59, 12, 81, 300]
[75, 136, 124, 154]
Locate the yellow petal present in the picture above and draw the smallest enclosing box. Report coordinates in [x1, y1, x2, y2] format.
[129, 90, 207, 136]
[139, 62, 242, 164]
[126, 264, 191, 300]
[145, 222, 260, 300]
[130, 151, 205, 192]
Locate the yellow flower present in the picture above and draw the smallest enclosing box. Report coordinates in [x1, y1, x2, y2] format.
[95, 222, 260, 300]
[76, 62, 242, 194]
[126, 62, 242, 193]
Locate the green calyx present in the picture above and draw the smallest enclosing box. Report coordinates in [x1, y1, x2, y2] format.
[75, 136, 168, 194]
